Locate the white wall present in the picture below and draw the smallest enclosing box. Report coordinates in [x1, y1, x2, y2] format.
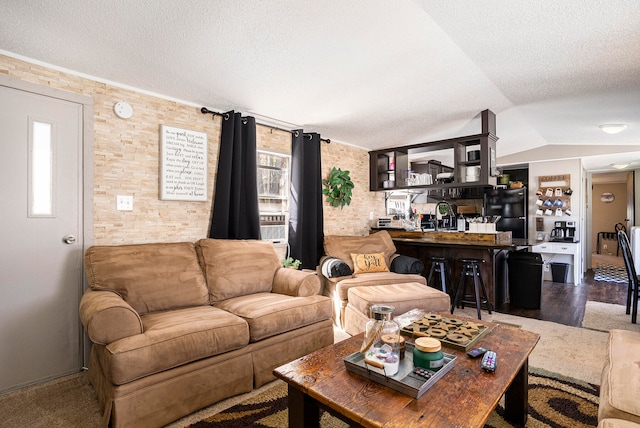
[529, 159, 584, 276]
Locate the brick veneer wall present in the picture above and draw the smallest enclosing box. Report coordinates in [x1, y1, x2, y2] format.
[1, 53, 384, 245]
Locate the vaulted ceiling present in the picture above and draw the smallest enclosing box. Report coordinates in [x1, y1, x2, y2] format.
[1, 0, 638, 170]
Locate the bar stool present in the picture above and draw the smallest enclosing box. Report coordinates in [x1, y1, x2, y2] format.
[451, 258, 492, 320]
[426, 256, 452, 295]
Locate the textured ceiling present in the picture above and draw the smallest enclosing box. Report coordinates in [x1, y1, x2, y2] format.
[1, 0, 638, 171]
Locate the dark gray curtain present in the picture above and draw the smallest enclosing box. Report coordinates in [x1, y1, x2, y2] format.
[289, 131, 323, 269]
[209, 111, 261, 239]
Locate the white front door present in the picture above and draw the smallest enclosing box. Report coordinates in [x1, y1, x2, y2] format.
[0, 84, 84, 392]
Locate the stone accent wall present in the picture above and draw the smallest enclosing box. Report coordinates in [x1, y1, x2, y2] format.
[0, 53, 384, 246]
[321, 142, 385, 236]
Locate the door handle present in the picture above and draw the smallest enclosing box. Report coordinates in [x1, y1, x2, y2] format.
[62, 235, 76, 245]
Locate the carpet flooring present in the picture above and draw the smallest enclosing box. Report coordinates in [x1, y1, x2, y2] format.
[582, 301, 640, 333]
[0, 314, 612, 428]
[593, 264, 628, 283]
[187, 368, 600, 428]
[453, 307, 607, 386]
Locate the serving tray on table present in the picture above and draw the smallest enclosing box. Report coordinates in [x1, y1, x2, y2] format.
[344, 342, 456, 398]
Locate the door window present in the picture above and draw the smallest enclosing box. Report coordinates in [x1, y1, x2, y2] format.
[28, 118, 55, 217]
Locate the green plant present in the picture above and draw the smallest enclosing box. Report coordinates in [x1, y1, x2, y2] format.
[282, 257, 302, 269]
[322, 167, 354, 209]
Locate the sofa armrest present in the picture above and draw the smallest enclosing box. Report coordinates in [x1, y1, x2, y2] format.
[272, 268, 321, 297]
[390, 254, 425, 275]
[79, 289, 143, 345]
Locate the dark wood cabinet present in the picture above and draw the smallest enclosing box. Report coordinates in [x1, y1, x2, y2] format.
[369, 110, 498, 193]
[369, 149, 408, 190]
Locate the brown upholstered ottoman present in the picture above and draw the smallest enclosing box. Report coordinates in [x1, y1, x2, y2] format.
[343, 282, 451, 336]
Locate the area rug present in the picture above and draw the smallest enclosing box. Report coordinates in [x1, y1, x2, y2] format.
[187, 368, 599, 428]
[593, 264, 628, 283]
[454, 307, 607, 385]
[582, 301, 640, 333]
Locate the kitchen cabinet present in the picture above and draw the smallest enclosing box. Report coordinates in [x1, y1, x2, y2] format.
[369, 110, 498, 192]
[411, 160, 455, 198]
[390, 235, 529, 308]
[371, 149, 408, 189]
[531, 242, 581, 284]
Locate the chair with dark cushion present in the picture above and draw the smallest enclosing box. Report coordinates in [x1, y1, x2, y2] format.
[615, 223, 627, 257]
[617, 230, 639, 323]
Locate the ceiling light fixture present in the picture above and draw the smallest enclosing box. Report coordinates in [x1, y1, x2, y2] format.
[599, 124, 628, 134]
[610, 163, 630, 170]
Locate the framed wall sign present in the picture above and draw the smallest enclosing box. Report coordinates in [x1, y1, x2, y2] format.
[160, 125, 208, 201]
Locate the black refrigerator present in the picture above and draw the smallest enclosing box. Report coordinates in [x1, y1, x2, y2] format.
[484, 187, 528, 239]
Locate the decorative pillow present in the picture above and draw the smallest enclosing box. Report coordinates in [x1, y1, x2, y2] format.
[350, 253, 390, 275]
[390, 255, 425, 275]
[320, 257, 353, 278]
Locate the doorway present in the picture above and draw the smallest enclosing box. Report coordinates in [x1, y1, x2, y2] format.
[589, 171, 634, 270]
[0, 76, 93, 393]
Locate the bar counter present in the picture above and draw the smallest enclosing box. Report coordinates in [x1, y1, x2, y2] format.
[371, 229, 534, 308]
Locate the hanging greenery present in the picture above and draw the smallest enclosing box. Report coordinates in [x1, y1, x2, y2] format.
[322, 167, 354, 209]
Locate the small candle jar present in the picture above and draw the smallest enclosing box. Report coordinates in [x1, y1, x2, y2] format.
[413, 337, 444, 371]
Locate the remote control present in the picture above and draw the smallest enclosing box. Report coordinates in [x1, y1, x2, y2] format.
[481, 351, 497, 373]
[413, 367, 433, 380]
[467, 347, 487, 359]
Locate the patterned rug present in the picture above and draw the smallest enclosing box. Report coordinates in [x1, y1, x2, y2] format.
[594, 263, 628, 283]
[188, 367, 599, 428]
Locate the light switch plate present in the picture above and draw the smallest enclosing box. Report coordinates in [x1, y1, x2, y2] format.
[117, 195, 133, 211]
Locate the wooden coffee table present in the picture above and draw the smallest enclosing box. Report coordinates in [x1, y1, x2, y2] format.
[274, 316, 539, 428]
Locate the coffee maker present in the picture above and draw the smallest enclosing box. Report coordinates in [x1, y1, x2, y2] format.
[550, 221, 578, 242]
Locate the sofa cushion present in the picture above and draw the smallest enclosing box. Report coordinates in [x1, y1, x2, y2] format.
[333, 272, 427, 301]
[214, 293, 332, 342]
[598, 420, 640, 428]
[351, 252, 390, 274]
[599, 329, 640, 425]
[323, 231, 396, 271]
[100, 306, 249, 385]
[196, 239, 280, 302]
[84, 242, 209, 315]
[347, 282, 450, 319]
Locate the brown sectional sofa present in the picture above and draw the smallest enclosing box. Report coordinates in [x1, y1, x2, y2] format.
[80, 239, 334, 428]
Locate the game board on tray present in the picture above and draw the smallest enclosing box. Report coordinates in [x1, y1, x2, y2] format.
[399, 312, 494, 351]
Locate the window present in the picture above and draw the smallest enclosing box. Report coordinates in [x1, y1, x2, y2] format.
[28, 118, 55, 217]
[257, 150, 290, 242]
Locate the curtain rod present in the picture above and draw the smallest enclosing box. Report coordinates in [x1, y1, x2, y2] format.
[201, 107, 330, 144]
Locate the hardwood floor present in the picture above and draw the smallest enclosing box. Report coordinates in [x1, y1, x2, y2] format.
[497, 269, 630, 327]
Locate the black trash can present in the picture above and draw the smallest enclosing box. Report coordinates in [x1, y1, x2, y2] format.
[508, 251, 544, 309]
[550, 262, 570, 283]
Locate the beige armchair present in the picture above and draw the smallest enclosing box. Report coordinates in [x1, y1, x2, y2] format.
[319, 230, 427, 328]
